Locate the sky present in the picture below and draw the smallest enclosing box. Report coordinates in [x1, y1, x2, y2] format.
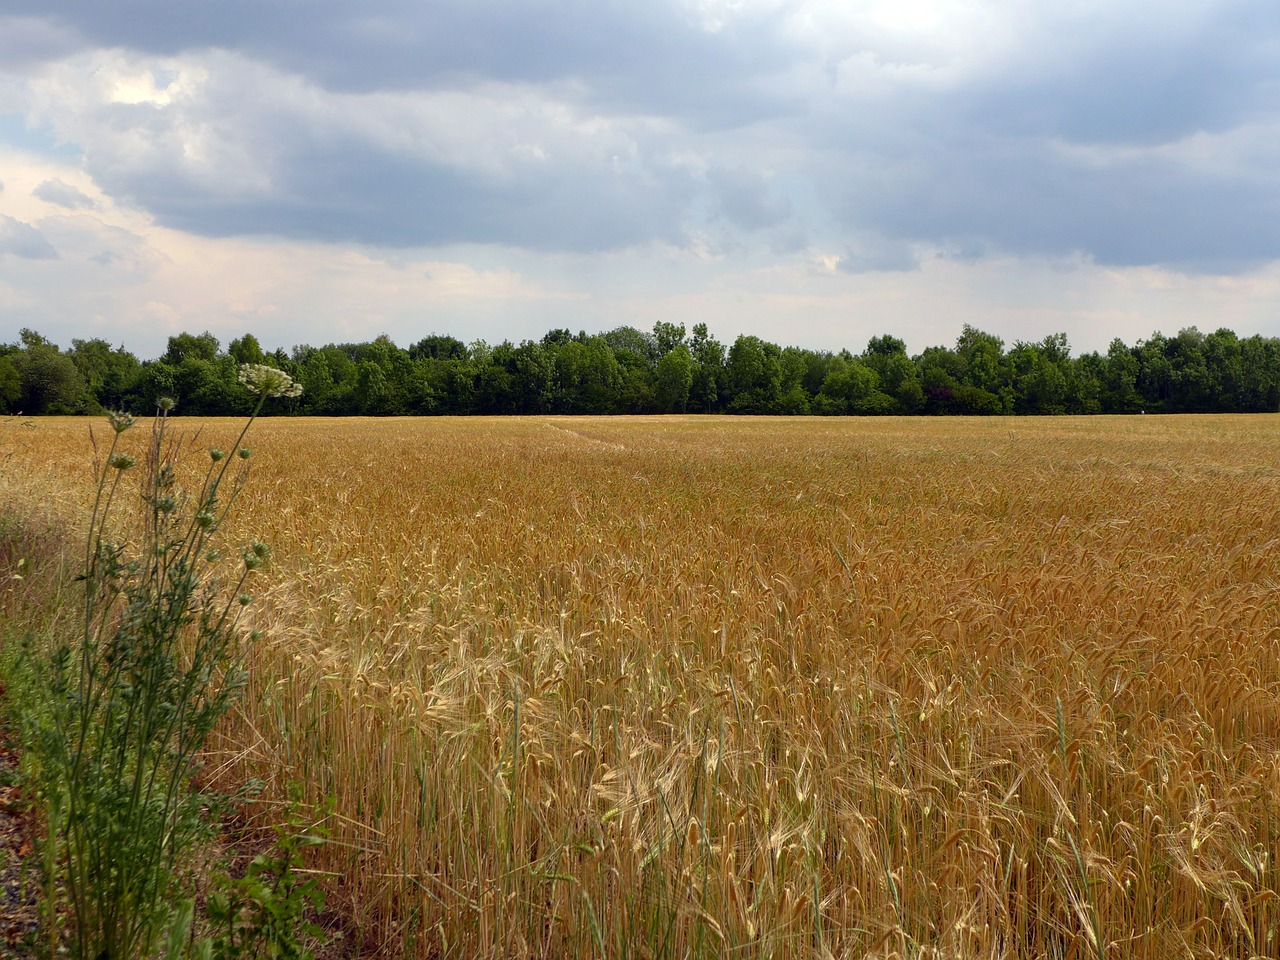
[1, 0, 1279, 360]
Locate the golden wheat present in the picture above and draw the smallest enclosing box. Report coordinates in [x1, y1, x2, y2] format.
[5, 414, 1280, 958]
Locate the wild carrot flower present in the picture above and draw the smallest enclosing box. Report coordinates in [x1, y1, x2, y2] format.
[237, 363, 303, 399]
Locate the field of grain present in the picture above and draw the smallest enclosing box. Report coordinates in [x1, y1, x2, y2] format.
[6, 414, 1280, 959]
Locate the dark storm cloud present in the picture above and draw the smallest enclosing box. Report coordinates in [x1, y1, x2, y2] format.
[6, 0, 1280, 271]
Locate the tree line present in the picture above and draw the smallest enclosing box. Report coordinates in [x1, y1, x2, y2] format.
[4, 322, 1280, 417]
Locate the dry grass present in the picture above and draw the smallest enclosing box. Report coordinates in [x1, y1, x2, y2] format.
[5, 414, 1280, 959]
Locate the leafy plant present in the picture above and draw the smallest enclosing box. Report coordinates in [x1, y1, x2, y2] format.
[15, 363, 301, 959]
[204, 791, 332, 960]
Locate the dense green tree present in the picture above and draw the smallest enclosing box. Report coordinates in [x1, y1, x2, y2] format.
[356, 360, 394, 415]
[1238, 336, 1280, 412]
[173, 355, 244, 415]
[69, 338, 141, 412]
[552, 338, 621, 414]
[227, 333, 266, 366]
[725, 335, 782, 413]
[11, 323, 1279, 419]
[163, 331, 219, 365]
[295, 347, 338, 412]
[1201, 328, 1243, 412]
[15, 330, 88, 414]
[1008, 338, 1068, 415]
[652, 321, 687, 358]
[0, 352, 20, 413]
[1164, 327, 1213, 412]
[128, 362, 179, 411]
[1067, 352, 1105, 415]
[917, 345, 964, 413]
[541, 328, 576, 348]
[617, 364, 658, 413]
[862, 335, 921, 414]
[955, 325, 1009, 404]
[512, 340, 555, 414]
[1135, 333, 1174, 411]
[816, 356, 894, 415]
[1101, 339, 1141, 413]
[604, 326, 656, 367]
[417, 356, 477, 415]
[410, 334, 468, 361]
[655, 345, 694, 413]
[688, 323, 725, 413]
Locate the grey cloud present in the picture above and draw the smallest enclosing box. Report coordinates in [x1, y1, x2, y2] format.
[35, 48, 704, 252]
[5, 1, 797, 123]
[708, 166, 793, 231]
[826, 120, 1280, 272]
[809, 3, 1280, 272]
[837, 237, 921, 274]
[34, 177, 95, 209]
[86, 113, 696, 251]
[0, 15, 81, 69]
[0, 214, 58, 258]
[9, 1, 1280, 271]
[967, 5, 1280, 146]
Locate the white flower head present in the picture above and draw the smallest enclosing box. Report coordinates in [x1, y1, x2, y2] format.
[237, 363, 303, 399]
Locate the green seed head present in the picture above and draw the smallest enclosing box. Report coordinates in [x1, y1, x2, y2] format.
[108, 411, 136, 434]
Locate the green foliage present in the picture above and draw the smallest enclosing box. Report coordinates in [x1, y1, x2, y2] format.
[15, 337, 88, 414]
[7, 365, 306, 959]
[164, 331, 220, 366]
[8, 321, 1280, 418]
[69, 338, 142, 413]
[725, 335, 782, 413]
[652, 321, 687, 358]
[0, 353, 20, 413]
[227, 334, 266, 367]
[204, 793, 331, 960]
[655, 345, 694, 413]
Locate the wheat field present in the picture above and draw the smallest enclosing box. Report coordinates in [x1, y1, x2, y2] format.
[6, 414, 1280, 959]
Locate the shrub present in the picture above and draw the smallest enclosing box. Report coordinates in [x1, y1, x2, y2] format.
[13, 364, 302, 959]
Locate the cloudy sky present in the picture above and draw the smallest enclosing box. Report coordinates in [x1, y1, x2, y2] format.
[2, 0, 1279, 359]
